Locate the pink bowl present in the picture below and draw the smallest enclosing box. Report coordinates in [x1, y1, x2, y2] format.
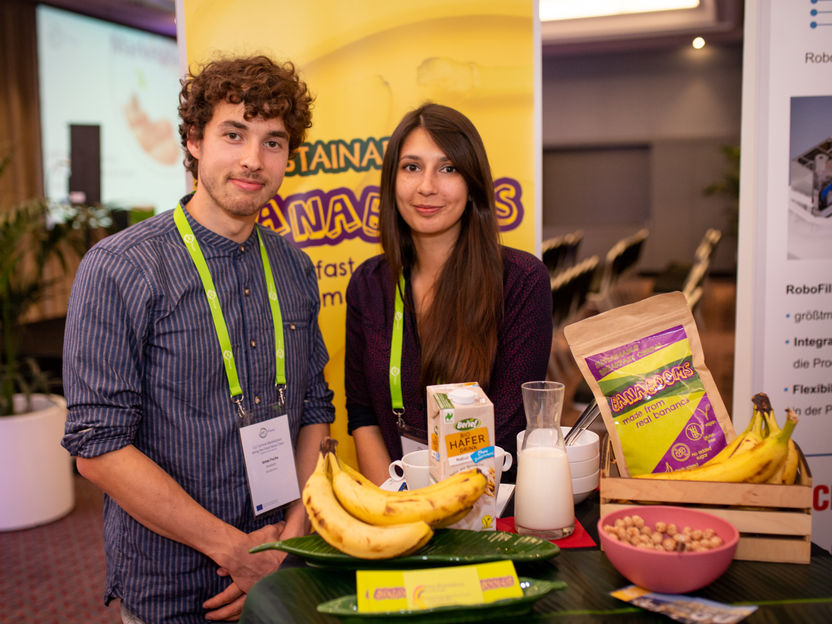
[597, 506, 739, 594]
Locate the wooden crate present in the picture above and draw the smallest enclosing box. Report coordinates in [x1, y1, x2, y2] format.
[600, 442, 813, 564]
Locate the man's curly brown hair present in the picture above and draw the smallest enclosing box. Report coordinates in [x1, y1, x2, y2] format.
[178, 55, 313, 179]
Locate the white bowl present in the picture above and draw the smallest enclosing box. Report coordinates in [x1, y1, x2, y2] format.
[573, 489, 594, 505]
[572, 469, 600, 504]
[516, 427, 601, 463]
[568, 454, 600, 478]
[571, 469, 600, 493]
[562, 427, 601, 462]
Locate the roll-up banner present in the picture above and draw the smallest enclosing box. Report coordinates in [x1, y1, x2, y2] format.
[177, 1, 540, 466]
[736, 1, 832, 552]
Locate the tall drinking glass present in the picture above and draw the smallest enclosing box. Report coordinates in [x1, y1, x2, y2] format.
[515, 381, 574, 539]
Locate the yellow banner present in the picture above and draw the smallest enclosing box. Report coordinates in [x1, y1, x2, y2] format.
[181, 1, 538, 466]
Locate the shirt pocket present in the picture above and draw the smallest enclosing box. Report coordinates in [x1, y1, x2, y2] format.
[282, 316, 311, 408]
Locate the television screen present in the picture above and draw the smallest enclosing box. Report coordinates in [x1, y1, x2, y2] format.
[37, 4, 185, 214]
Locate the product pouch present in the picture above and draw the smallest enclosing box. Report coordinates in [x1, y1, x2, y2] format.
[563, 291, 734, 477]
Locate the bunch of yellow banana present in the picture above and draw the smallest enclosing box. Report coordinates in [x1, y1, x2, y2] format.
[636, 393, 799, 484]
[758, 403, 800, 485]
[331, 456, 486, 527]
[301, 439, 487, 559]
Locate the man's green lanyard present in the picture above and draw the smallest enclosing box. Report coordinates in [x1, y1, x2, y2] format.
[389, 274, 406, 429]
[173, 203, 286, 416]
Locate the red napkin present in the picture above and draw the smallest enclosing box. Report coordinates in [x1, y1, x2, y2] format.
[496, 516, 597, 548]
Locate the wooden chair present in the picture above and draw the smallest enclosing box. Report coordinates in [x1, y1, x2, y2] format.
[682, 257, 709, 296]
[548, 256, 599, 381]
[541, 235, 567, 276]
[653, 228, 722, 294]
[590, 228, 649, 311]
[541, 229, 584, 277]
[561, 229, 584, 270]
[684, 285, 703, 311]
[682, 257, 710, 326]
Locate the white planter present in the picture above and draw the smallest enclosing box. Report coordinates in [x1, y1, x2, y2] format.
[0, 394, 75, 531]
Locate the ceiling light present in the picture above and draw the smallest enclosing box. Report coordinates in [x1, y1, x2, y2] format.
[692, 36, 706, 49]
[540, 0, 700, 22]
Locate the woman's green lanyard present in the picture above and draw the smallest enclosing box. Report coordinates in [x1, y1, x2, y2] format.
[389, 274, 406, 430]
[174, 203, 286, 417]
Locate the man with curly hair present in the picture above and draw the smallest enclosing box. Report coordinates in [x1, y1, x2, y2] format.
[62, 56, 334, 623]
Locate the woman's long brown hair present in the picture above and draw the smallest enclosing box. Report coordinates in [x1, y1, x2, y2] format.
[379, 103, 503, 389]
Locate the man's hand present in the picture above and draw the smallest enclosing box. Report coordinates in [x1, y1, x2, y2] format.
[203, 585, 245, 622]
[75, 431, 324, 622]
[203, 522, 289, 620]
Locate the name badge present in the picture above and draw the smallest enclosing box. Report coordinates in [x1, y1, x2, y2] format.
[239, 407, 299, 515]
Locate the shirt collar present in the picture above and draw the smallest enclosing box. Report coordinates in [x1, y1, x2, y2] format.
[178, 194, 259, 255]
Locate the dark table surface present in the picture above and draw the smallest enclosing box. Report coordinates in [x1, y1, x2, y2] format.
[240, 493, 832, 623]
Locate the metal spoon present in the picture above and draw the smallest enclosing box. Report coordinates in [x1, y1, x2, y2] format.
[565, 399, 600, 446]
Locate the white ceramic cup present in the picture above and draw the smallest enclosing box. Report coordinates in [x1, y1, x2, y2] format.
[494, 446, 513, 471]
[388, 449, 431, 490]
[492, 446, 513, 494]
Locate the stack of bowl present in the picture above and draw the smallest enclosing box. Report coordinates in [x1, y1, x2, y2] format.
[516, 427, 601, 504]
[561, 426, 601, 504]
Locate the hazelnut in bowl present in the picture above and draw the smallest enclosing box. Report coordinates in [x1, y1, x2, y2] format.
[597, 506, 739, 594]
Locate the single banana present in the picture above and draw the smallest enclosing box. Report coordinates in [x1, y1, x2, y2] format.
[338, 458, 480, 526]
[636, 410, 798, 483]
[340, 458, 480, 499]
[758, 398, 783, 483]
[782, 443, 800, 485]
[301, 451, 433, 559]
[707, 430, 746, 464]
[767, 407, 800, 485]
[430, 505, 475, 528]
[330, 453, 487, 527]
[735, 400, 767, 453]
[709, 399, 766, 464]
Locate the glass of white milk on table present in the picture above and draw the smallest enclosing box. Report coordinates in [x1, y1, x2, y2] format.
[515, 381, 574, 539]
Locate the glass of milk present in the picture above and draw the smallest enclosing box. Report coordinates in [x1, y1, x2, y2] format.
[515, 381, 574, 539]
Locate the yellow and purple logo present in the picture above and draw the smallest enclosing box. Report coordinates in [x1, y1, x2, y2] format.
[259, 136, 524, 247]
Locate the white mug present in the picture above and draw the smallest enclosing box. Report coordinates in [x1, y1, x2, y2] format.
[388, 449, 431, 490]
[492, 446, 513, 494]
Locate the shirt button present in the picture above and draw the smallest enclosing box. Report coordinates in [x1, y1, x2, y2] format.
[289, 323, 296, 330]
[250, 339, 257, 347]
[244, 287, 251, 296]
[240, 245, 246, 253]
[254, 396, 262, 404]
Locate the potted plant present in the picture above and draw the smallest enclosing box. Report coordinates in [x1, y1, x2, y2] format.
[704, 144, 740, 240]
[0, 153, 87, 530]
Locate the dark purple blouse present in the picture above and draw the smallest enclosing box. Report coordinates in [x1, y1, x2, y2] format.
[344, 246, 553, 474]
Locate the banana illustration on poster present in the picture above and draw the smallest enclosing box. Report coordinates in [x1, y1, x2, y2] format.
[178, 1, 539, 466]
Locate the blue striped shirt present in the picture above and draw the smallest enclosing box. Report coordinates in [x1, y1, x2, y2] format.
[62, 195, 334, 623]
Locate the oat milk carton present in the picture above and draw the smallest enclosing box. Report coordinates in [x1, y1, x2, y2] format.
[427, 382, 497, 531]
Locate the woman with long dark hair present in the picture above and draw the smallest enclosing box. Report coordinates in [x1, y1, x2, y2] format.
[345, 103, 552, 484]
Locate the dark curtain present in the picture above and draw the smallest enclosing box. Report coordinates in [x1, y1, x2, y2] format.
[0, 0, 42, 211]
